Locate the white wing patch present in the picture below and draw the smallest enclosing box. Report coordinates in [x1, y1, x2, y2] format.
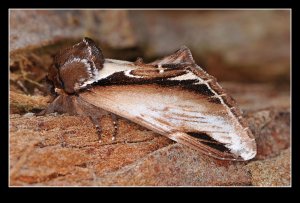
[168, 71, 203, 82]
[79, 59, 136, 88]
[136, 104, 254, 160]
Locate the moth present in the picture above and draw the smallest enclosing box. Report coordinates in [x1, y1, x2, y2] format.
[39, 37, 257, 161]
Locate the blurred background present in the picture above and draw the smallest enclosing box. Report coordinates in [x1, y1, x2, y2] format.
[10, 10, 290, 84]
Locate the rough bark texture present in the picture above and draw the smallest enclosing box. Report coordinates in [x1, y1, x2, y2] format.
[9, 10, 290, 186]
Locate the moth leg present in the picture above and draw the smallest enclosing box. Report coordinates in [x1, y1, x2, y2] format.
[89, 116, 103, 143]
[35, 95, 65, 116]
[110, 113, 118, 141]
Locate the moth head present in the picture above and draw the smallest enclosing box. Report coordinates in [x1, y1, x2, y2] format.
[48, 37, 104, 94]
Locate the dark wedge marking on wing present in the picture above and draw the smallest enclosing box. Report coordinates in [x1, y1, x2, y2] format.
[92, 70, 216, 99]
[187, 132, 230, 153]
[187, 132, 216, 142]
[185, 83, 215, 97]
[207, 97, 222, 104]
[154, 63, 188, 69]
[169, 132, 242, 160]
[203, 142, 230, 153]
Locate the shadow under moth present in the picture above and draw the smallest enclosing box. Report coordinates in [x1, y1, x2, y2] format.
[39, 37, 257, 161]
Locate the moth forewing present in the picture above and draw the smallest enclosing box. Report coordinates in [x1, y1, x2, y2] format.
[79, 82, 256, 161]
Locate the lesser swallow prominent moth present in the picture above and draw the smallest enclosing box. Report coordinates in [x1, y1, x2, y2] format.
[39, 38, 256, 161]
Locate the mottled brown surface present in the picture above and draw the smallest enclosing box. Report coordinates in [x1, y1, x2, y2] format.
[93, 144, 252, 186]
[10, 91, 50, 114]
[245, 148, 291, 186]
[247, 108, 290, 160]
[10, 114, 173, 186]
